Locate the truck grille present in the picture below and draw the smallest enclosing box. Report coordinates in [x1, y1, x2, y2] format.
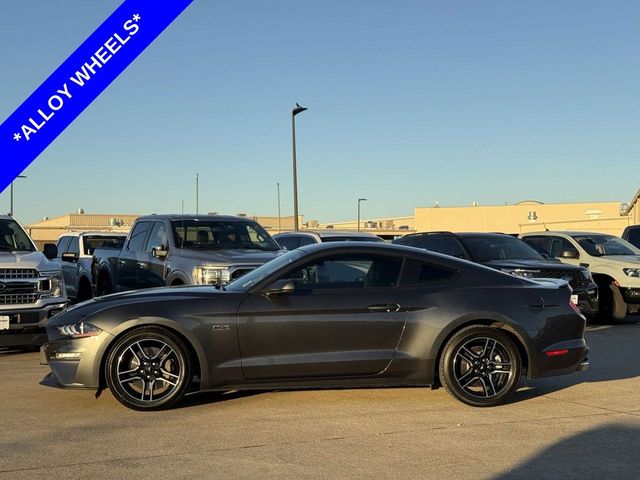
[536, 269, 590, 290]
[0, 293, 41, 305]
[0, 269, 39, 279]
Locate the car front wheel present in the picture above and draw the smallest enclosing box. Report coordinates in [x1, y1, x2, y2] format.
[105, 327, 191, 410]
[439, 326, 522, 407]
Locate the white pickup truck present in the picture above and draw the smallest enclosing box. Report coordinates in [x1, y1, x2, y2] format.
[521, 231, 640, 322]
[0, 216, 67, 347]
[53, 231, 127, 302]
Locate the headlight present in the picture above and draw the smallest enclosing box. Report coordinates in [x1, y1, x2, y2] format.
[193, 265, 231, 286]
[501, 268, 540, 279]
[40, 271, 65, 298]
[57, 322, 102, 338]
[581, 269, 594, 281]
[623, 268, 640, 278]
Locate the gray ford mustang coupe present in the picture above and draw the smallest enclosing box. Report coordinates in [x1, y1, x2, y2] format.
[41, 243, 589, 410]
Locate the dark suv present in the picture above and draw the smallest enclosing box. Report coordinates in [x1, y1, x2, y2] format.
[393, 232, 598, 317]
[622, 225, 640, 249]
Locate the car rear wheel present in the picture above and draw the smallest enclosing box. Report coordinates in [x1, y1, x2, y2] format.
[439, 326, 522, 407]
[105, 327, 191, 410]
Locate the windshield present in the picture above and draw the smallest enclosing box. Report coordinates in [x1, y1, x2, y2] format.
[83, 236, 126, 255]
[172, 220, 280, 252]
[460, 235, 544, 262]
[225, 249, 305, 292]
[572, 234, 640, 256]
[0, 219, 36, 253]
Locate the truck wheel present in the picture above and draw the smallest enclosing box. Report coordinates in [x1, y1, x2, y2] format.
[97, 272, 112, 296]
[439, 326, 521, 407]
[77, 280, 93, 303]
[610, 285, 628, 322]
[105, 327, 191, 410]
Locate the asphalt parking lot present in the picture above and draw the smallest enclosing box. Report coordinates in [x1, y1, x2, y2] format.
[1, 320, 639, 480]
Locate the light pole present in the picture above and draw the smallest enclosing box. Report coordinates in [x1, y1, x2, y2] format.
[195, 173, 199, 214]
[292, 103, 307, 231]
[357, 198, 367, 232]
[276, 182, 282, 233]
[10, 175, 27, 217]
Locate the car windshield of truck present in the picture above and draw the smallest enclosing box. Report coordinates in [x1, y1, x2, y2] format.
[0, 219, 36, 252]
[83, 236, 126, 255]
[460, 235, 544, 262]
[172, 220, 280, 251]
[572, 234, 640, 256]
[226, 249, 305, 292]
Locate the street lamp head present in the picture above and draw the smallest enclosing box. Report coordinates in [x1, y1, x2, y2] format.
[358, 198, 367, 202]
[292, 103, 308, 116]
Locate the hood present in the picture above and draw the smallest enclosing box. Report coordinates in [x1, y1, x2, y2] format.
[599, 255, 640, 266]
[177, 248, 284, 265]
[49, 285, 228, 326]
[0, 251, 59, 272]
[482, 259, 579, 271]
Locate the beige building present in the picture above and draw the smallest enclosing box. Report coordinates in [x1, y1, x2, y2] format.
[414, 200, 634, 236]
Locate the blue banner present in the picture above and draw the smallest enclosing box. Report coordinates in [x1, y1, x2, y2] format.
[0, 0, 193, 193]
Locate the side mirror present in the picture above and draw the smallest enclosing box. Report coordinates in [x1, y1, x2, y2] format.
[560, 250, 579, 259]
[43, 243, 58, 260]
[152, 245, 168, 259]
[264, 280, 296, 296]
[61, 252, 79, 263]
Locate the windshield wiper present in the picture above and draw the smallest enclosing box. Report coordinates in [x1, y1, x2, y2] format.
[237, 244, 278, 251]
[0, 246, 17, 252]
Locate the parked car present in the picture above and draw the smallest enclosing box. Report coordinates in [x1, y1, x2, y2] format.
[393, 232, 598, 317]
[54, 232, 127, 302]
[273, 230, 384, 250]
[0, 215, 67, 347]
[42, 242, 588, 410]
[521, 231, 640, 322]
[622, 225, 640, 249]
[92, 215, 282, 296]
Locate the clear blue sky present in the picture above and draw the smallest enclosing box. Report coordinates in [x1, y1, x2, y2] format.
[1, 1, 638, 225]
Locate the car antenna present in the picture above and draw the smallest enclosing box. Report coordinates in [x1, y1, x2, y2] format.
[181, 200, 185, 248]
[542, 223, 549, 231]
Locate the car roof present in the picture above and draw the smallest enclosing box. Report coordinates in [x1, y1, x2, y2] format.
[521, 231, 614, 237]
[58, 231, 128, 238]
[407, 231, 517, 239]
[275, 230, 381, 239]
[137, 214, 257, 222]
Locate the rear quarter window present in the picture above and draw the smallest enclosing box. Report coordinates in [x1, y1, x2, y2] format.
[399, 259, 458, 286]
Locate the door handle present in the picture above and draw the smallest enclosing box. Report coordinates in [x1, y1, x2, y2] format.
[118, 260, 126, 265]
[137, 262, 148, 269]
[368, 303, 401, 313]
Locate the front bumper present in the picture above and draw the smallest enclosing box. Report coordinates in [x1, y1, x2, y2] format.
[621, 287, 640, 305]
[40, 328, 112, 389]
[0, 302, 67, 347]
[575, 287, 599, 317]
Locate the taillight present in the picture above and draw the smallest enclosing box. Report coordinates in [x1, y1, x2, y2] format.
[545, 349, 569, 357]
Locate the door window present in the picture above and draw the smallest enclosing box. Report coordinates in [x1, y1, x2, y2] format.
[56, 237, 71, 257]
[67, 237, 80, 255]
[400, 259, 457, 285]
[276, 235, 300, 250]
[437, 237, 466, 258]
[144, 223, 168, 253]
[548, 237, 578, 258]
[414, 236, 440, 251]
[521, 236, 550, 256]
[280, 255, 403, 289]
[297, 236, 316, 247]
[127, 222, 151, 252]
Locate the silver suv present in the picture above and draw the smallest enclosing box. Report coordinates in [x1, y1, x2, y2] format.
[0, 216, 67, 347]
[273, 230, 384, 250]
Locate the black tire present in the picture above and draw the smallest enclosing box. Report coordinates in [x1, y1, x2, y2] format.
[610, 285, 628, 322]
[76, 279, 93, 303]
[439, 326, 522, 407]
[597, 283, 627, 323]
[97, 272, 113, 297]
[105, 327, 191, 411]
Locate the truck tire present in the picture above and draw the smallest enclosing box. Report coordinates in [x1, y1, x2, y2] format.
[610, 285, 628, 322]
[97, 272, 113, 297]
